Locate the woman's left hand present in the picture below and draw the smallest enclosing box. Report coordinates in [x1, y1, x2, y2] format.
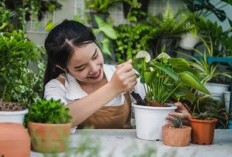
[166, 102, 191, 123]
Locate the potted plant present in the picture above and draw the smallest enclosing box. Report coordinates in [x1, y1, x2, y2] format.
[186, 93, 228, 144]
[0, 99, 28, 124]
[132, 51, 209, 141]
[189, 111, 217, 145]
[26, 99, 72, 153]
[148, 6, 195, 57]
[162, 117, 191, 147]
[0, 25, 43, 157]
[178, 34, 232, 102]
[85, 0, 129, 27]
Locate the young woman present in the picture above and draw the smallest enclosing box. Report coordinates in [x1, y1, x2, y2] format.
[43, 20, 190, 131]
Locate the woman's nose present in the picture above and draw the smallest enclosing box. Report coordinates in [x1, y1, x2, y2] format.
[89, 62, 98, 74]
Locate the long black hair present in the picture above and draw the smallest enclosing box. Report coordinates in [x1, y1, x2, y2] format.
[44, 20, 96, 86]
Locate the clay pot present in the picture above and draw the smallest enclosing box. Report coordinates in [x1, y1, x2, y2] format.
[189, 117, 217, 145]
[162, 124, 191, 147]
[0, 123, 30, 157]
[28, 122, 71, 153]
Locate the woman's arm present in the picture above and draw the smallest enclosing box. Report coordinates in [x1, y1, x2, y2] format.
[67, 60, 137, 127]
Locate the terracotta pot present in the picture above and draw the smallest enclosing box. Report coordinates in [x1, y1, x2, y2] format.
[189, 117, 217, 145]
[162, 124, 191, 147]
[0, 123, 30, 157]
[28, 122, 71, 153]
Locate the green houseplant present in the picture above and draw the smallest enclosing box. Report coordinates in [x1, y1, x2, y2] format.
[182, 0, 232, 27]
[0, 31, 44, 125]
[26, 99, 72, 153]
[162, 117, 191, 147]
[85, 0, 131, 27]
[186, 94, 228, 145]
[132, 51, 208, 140]
[178, 34, 232, 104]
[3, 0, 62, 32]
[92, 15, 117, 59]
[114, 23, 152, 63]
[148, 6, 196, 57]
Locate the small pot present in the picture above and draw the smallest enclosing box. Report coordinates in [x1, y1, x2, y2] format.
[189, 117, 217, 145]
[28, 122, 71, 153]
[162, 124, 191, 147]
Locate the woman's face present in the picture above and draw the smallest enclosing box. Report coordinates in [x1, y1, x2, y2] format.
[67, 42, 104, 84]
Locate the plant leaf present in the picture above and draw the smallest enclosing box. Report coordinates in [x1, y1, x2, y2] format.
[178, 71, 209, 94]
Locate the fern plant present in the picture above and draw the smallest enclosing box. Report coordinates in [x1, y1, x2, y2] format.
[148, 5, 195, 37]
[26, 99, 72, 124]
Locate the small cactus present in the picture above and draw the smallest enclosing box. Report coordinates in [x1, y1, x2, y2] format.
[171, 117, 183, 128]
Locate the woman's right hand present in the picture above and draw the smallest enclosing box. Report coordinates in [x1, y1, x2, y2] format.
[109, 59, 137, 95]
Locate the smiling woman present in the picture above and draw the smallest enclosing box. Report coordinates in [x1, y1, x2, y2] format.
[43, 20, 189, 132]
[43, 20, 143, 131]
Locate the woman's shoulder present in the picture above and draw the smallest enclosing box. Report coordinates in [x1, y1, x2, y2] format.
[45, 75, 66, 89]
[103, 64, 116, 71]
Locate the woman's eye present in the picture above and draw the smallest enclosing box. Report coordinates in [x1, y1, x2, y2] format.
[93, 53, 98, 59]
[76, 68, 85, 71]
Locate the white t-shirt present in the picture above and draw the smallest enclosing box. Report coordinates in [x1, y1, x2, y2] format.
[44, 64, 146, 106]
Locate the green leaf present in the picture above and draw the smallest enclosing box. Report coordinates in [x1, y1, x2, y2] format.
[150, 61, 178, 81]
[94, 15, 117, 39]
[178, 71, 209, 94]
[144, 71, 155, 84]
[45, 20, 54, 31]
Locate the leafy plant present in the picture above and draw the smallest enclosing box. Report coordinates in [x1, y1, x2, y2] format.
[0, 31, 45, 105]
[193, 112, 214, 120]
[134, 51, 209, 105]
[93, 15, 117, 57]
[178, 36, 232, 84]
[187, 94, 229, 128]
[26, 99, 72, 124]
[85, 0, 132, 14]
[191, 16, 232, 57]
[148, 6, 196, 37]
[147, 6, 196, 56]
[114, 23, 153, 63]
[182, 0, 232, 27]
[3, 0, 62, 31]
[171, 117, 183, 128]
[0, 1, 11, 31]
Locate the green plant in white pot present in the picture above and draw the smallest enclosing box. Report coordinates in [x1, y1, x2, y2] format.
[132, 51, 209, 140]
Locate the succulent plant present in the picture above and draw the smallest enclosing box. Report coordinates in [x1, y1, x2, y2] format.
[171, 117, 183, 128]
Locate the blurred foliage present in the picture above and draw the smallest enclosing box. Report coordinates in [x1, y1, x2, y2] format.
[0, 31, 45, 105]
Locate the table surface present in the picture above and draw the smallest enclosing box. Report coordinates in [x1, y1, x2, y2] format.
[31, 129, 232, 157]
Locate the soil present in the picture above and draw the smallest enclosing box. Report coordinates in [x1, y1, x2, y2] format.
[147, 100, 168, 107]
[0, 99, 26, 111]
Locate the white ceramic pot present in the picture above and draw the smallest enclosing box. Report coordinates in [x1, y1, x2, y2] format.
[205, 83, 229, 102]
[0, 109, 28, 124]
[132, 103, 177, 141]
[223, 91, 230, 113]
[179, 32, 200, 50]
